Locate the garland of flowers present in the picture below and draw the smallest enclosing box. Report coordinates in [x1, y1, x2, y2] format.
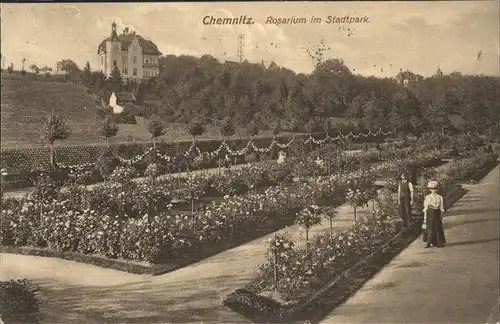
[1, 128, 396, 174]
[304, 127, 395, 145]
[111, 127, 396, 166]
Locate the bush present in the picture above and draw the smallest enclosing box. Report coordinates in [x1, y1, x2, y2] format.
[0, 279, 40, 323]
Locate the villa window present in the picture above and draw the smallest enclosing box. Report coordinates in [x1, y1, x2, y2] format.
[145, 58, 149, 64]
[133, 56, 137, 64]
[133, 68, 137, 76]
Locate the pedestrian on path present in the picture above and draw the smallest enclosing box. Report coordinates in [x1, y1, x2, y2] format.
[398, 173, 414, 227]
[422, 180, 446, 248]
[277, 151, 286, 164]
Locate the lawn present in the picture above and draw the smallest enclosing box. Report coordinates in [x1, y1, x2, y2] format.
[1, 74, 293, 149]
[1, 74, 103, 148]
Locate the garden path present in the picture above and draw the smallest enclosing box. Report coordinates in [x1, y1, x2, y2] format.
[0, 160, 455, 323]
[319, 164, 500, 324]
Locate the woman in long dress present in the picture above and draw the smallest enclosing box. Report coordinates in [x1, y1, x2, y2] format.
[422, 180, 446, 248]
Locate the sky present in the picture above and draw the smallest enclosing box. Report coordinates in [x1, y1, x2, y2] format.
[1, 2, 499, 78]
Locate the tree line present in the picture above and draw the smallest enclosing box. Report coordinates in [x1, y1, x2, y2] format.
[30, 52, 500, 139]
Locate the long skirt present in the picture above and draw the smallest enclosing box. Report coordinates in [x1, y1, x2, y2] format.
[423, 208, 446, 246]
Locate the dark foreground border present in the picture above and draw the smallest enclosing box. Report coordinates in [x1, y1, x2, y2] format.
[222, 183, 467, 323]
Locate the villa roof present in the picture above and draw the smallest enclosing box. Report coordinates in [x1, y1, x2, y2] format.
[98, 33, 162, 55]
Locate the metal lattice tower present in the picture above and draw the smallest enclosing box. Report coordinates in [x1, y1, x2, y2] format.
[237, 34, 245, 62]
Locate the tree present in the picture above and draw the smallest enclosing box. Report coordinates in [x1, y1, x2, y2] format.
[220, 117, 236, 166]
[188, 117, 205, 143]
[424, 96, 452, 136]
[83, 61, 92, 87]
[389, 89, 422, 134]
[21, 58, 26, 71]
[295, 205, 322, 255]
[100, 115, 119, 146]
[220, 116, 236, 139]
[246, 120, 260, 138]
[362, 97, 389, 131]
[7, 63, 14, 73]
[29, 64, 40, 74]
[147, 115, 165, 147]
[56, 59, 80, 83]
[41, 66, 52, 76]
[40, 109, 71, 168]
[108, 62, 123, 93]
[324, 206, 339, 240]
[56, 59, 79, 75]
[272, 119, 282, 136]
[305, 116, 321, 135]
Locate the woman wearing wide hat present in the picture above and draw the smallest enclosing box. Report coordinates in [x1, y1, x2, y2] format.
[422, 180, 446, 248]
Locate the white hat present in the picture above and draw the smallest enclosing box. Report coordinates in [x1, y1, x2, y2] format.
[427, 180, 439, 189]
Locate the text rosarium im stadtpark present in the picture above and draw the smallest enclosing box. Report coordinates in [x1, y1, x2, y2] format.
[202, 15, 371, 26]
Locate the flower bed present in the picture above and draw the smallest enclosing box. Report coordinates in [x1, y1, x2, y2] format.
[0, 149, 440, 272]
[222, 150, 494, 323]
[0, 139, 470, 276]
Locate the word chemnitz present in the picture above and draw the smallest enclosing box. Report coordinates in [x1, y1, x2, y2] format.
[203, 15, 254, 25]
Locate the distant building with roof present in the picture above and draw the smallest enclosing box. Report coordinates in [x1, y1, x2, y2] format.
[97, 22, 162, 82]
[395, 69, 424, 87]
[109, 91, 136, 114]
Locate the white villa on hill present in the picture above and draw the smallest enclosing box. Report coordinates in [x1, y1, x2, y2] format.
[97, 22, 162, 82]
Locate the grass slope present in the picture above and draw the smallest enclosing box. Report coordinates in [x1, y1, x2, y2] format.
[1, 73, 294, 148]
[1, 74, 103, 148]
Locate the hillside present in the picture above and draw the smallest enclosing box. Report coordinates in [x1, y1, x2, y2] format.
[0, 72, 294, 148]
[1, 73, 104, 148]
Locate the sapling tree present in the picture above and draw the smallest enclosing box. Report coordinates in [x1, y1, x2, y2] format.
[31, 172, 59, 224]
[188, 118, 205, 173]
[40, 109, 71, 168]
[100, 115, 119, 147]
[295, 205, 322, 255]
[345, 188, 370, 225]
[95, 151, 119, 184]
[183, 173, 206, 218]
[266, 233, 295, 296]
[323, 206, 339, 240]
[247, 121, 260, 139]
[245, 122, 260, 163]
[147, 114, 166, 148]
[220, 117, 236, 167]
[270, 120, 282, 160]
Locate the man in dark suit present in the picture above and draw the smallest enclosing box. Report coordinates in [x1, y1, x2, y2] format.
[398, 173, 414, 227]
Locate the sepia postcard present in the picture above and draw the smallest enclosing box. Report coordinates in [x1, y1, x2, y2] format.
[0, 2, 499, 324]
